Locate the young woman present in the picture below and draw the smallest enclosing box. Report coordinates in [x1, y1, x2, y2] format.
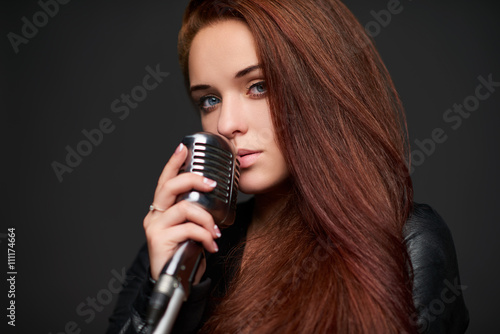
[107, 0, 469, 333]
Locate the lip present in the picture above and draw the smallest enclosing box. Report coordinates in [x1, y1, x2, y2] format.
[237, 149, 262, 169]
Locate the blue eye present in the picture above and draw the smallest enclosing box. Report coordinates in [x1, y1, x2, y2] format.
[199, 96, 221, 112]
[248, 81, 267, 97]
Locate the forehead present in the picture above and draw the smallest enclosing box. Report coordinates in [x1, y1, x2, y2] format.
[188, 19, 259, 84]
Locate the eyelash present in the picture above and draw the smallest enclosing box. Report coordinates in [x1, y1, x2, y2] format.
[247, 81, 267, 98]
[197, 81, 267, 113]
[197, 96, 220, 113]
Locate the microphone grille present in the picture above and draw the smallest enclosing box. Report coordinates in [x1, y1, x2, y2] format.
[178, 132, 240, 228]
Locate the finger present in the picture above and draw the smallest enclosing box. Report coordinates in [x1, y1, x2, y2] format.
[167, 223, 219, 253]
[146, 201, 221, 239]
[157, 143, 187, 186]
[153, 173, 217, 210]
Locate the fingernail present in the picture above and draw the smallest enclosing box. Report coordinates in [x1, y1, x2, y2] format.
[175, 143, 184, 154]
[213, 241, 219, 252]
[203, 178, 217, 187]
[214, 225, 222, 238]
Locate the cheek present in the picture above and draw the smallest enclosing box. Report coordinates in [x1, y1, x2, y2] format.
[246, 103, 275, 145]
[251, 127, 275, 148]
[201, 114, 218, 133]
[273, 150, 289, 179]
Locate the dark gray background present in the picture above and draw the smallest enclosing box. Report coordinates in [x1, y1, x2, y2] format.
[3, 0, 499, 333]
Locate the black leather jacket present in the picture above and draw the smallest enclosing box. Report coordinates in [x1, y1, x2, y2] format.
[106, 201, 469, 333]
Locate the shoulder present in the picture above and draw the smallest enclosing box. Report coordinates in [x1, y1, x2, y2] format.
[404, 203, 469, 333]
[404, 203, 457, 269]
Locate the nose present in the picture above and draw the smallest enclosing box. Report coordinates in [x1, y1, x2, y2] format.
[216, 94, 248, 139]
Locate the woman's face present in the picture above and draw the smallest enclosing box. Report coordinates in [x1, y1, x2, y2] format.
[188, 19, 289, 194]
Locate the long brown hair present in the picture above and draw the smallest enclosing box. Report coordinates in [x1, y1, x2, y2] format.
[178, 0, 416, 333]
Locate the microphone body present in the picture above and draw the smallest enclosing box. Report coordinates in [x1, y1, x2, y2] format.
[146, 132, 240, 333]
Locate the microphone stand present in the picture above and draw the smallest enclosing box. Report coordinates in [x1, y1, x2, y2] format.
[147, 240, 204, 334]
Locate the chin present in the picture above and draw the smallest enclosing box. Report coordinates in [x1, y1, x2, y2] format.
[238, 180, 264, 195]
[237, 170, 291, 195]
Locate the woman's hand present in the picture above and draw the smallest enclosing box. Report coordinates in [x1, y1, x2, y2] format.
[143, 143, 222, 281]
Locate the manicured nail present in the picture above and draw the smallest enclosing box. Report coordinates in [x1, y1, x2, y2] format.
[175, 143, 184, 154]
[213, 241, 219, 252]
[203, 178, 217, 187]
[214, 225, 222, 238]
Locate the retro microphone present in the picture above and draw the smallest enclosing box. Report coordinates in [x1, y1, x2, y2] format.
[146, 132, 240, 334]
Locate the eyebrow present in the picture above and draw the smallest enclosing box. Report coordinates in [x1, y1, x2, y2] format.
[190, 84, 210, 94]
[190, 64, 262, 93]
[235, 64, 261, 78]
